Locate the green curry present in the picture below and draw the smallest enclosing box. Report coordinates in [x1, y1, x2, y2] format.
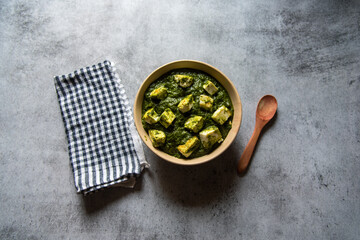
[142, 69, 233, 159]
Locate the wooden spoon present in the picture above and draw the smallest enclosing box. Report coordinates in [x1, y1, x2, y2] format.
[237, 95, 278, 174]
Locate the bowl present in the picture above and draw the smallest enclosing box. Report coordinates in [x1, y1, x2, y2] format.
[134, 60, 242, 165]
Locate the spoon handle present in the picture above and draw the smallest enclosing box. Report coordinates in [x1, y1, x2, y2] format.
[237, 123, 262, 174]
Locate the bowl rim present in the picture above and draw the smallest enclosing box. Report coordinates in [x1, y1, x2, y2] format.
[134, 59, 242, 165]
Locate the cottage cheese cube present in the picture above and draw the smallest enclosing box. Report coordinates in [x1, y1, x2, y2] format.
[148, 130, 166, 147]
[174, 74, 194, 88]
[177, 136, 200, 158]
[177, 145, 192, 158]
[150, 86, 168, 100]
[211, 106, 232, 125]
[160, 108, 176, 128]
[199, 95, 214, 111]
[143, 108, 160, 124]
[184, 116, 204, 133]
[199, 126, 223, 149]
[203, 81, 218, 95]
[178, 94, 193, 113]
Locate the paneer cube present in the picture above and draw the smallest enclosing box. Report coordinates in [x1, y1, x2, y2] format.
[150, 86, 168, 100]
[184, 116, 204, 133]
[203, 80, 218, 95]
[174, 74, 194, 88]
[148, 130, 166, 147]
[199, 126, 223, 149]
[199, 95, 214, 111]
[211, 105, 232, 125]
[143, 108, 160, 124]
[160, 108, 176, 128]
[178, 94, 193, 113]
[177, 136, 200, 158]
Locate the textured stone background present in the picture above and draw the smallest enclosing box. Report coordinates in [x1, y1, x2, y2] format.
[1, 0, 359, 239]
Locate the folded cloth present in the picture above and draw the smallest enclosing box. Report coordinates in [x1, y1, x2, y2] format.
[54, 60, 148, 195]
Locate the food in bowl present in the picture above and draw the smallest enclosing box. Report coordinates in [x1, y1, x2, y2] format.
[141, 69, 233, 159]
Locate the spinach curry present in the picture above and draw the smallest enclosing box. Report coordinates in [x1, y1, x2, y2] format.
[142, 69, 233, 159]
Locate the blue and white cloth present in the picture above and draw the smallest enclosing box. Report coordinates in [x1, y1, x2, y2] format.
[54, 60, 148, 195]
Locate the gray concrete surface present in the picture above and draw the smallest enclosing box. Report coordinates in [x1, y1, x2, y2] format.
[1, 0, 359, 239]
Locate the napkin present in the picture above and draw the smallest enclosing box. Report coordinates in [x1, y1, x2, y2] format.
[54, 60, 148, 195]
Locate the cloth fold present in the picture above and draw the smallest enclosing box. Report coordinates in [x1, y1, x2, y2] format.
[54, 60, 148, 195]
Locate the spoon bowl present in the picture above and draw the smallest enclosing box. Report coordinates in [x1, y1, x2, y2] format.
[237, 95, 278, 174]
[257, 95, 278, 121]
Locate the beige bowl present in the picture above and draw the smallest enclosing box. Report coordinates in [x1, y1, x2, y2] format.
[134, 60, 242, 165]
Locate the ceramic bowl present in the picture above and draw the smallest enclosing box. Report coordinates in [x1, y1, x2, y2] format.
[134, 60, 242, 165]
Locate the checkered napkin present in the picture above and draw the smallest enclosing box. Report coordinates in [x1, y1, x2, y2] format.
[54, 60, 148, 195]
